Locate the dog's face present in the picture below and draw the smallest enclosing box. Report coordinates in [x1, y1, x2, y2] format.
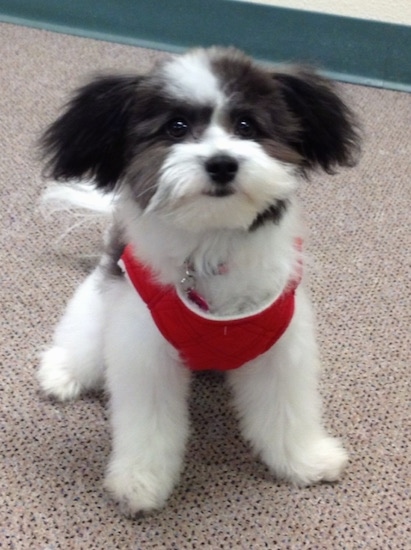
[131, 49, 304, 231]
[41, 47, 360, 232]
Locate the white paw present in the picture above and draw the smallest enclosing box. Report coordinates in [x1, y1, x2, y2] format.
[104, 461, 176, 517]
[37, 346, 82, 401]
[267, 437, 349, 487]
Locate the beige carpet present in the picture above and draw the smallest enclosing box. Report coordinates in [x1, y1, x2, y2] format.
[1, 21, 410, 549]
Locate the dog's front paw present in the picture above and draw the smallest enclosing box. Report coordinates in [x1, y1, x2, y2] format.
[266, 437, 349, 487]
[37, 346, 82, 401]
[104, 461, 176, 517]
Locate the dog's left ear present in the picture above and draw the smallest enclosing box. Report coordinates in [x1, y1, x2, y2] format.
[273, 68, 361, 174]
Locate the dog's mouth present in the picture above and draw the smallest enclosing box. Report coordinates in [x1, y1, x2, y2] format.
[203, 185, 235, 198]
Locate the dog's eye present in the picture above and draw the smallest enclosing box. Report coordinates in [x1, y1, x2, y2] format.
[235, 117, 256, 139]
[166, 118, 190, 139]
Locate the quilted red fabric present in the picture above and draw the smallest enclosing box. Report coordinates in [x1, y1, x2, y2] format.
[120, 244, 300, 371]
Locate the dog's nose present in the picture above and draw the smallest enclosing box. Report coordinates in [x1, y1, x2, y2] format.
[205, 154, 238, 185]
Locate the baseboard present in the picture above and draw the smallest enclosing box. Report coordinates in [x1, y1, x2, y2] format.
[1, 0, 410, 91]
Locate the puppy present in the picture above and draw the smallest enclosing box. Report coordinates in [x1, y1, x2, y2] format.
[37, 47, 360, 516]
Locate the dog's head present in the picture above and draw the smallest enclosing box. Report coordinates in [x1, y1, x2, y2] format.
[41, 47, 360, 232]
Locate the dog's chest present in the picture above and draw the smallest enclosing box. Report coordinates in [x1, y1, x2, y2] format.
[185, 262, 281, 316]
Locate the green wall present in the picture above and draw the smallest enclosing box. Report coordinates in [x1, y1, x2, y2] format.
[1, 0, 410, 91]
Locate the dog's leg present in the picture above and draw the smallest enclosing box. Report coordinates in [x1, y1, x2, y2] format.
[103, 281, 191, 516]
[227, 288, 348, 486]
[37, 267, 106, 401]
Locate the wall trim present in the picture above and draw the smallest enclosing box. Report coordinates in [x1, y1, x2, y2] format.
[1, 0, 410, 91]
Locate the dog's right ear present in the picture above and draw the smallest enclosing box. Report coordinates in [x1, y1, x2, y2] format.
[40, 75, 141, 192]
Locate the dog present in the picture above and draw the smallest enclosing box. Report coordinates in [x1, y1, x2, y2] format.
[37, 47, 360, 516]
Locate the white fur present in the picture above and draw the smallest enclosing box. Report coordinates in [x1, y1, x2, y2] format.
[38, 50, 349, 516]
[41, 181, 116, 215]
[103, 276, 191, 514]
[161, 49, 224, 105]
[147, 124, 297, 234]
[38, 267, 106, 400]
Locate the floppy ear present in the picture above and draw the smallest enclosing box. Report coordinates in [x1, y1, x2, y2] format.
[40, 75, 142, 191]
[273, 69, 361, 174]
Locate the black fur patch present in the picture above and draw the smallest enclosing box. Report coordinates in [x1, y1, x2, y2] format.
[272, 69, 361, 174]
[40, 75, 142, 191]
[249, 200, 289, 232]
[101, 223, 127, 279]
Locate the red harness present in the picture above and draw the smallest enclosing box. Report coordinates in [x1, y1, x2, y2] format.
[120, 243, 301, 372]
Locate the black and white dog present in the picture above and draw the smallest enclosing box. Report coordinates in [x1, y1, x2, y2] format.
[37, 47, 360, 516]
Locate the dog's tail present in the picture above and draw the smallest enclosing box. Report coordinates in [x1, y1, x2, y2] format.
[38, 182, 117, 255]
[40, 182, 116, 216]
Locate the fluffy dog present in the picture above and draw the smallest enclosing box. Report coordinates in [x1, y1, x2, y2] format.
[37, 47, 360, 516]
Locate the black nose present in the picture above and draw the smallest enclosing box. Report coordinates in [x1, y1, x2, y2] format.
[205, 154, 238, 185]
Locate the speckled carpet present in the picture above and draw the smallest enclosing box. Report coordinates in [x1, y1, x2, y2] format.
[1, 21, 410, 549]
